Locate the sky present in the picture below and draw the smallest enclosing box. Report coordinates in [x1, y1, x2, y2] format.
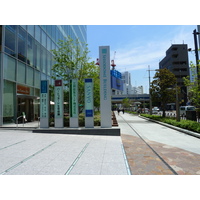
[87, 25, 197, 93]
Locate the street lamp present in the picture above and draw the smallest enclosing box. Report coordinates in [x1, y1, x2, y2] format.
[175, 83, 180, 122]
[193, 29, 200, 68]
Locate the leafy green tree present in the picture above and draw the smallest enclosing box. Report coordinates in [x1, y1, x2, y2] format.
[183, 61, 200, 108]
[122, 97, 131, 108]
[51, 37, 89, 83]
[51, 37, 100, 112]
[150, 68, 177, 117]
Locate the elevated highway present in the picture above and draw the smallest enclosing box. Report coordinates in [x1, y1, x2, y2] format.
[111, 94, 150, 103]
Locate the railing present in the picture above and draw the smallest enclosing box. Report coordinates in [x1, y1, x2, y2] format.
[16, 116, 24, 128]
[38, 117, 40, 128]
[158, 111, 200, 122]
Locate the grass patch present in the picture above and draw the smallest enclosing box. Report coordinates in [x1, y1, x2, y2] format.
[141, 114, 200, 133]
[125, 111, 137, 115]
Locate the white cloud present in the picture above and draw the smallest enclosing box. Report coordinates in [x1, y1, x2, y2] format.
[112, 25, 196, 73]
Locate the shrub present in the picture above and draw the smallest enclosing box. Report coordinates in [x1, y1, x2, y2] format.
[141, 114, 200, 133]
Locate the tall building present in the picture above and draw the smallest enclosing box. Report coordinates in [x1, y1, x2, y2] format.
[0, 25, 87, 126]
[159, 44, 189, 105]
[122, 71, 131, 85]
[121, 71, 133, 95]
[133, 86, 143, 94]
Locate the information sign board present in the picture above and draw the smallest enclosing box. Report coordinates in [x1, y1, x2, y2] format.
[40, 80, 49, 128]
[69, 79, 78, 127]
[54, 80, 63, 128]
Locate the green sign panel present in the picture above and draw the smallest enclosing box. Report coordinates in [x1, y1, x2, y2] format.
[70, 79, 78, 118]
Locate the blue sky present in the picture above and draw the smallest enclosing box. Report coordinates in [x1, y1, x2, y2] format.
[87, 25, 197, 93]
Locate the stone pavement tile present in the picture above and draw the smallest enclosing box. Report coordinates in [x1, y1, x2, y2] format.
[69, 162, 102, 175]
[122, 134, 200, 175]
[148, 140, 200, 175]
[100, 162, 127, 175]
[37, 160, 74, 175]
[103, 153, 124, 163]
[121, 134, 174, 175]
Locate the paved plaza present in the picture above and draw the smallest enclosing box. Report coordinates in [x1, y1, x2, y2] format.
[0, 129, 128, 175]
[1, 112, 200, 175]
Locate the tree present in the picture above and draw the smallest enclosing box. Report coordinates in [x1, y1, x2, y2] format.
[150, 68, 177, 117]
[51, 37, 100, 112]
[183, 61, 200, 108]
[122, 98, 131, 108]
[51, 37, 89, 84]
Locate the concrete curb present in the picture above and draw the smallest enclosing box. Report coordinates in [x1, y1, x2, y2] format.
[139, 115, 200, 139]
[32, 127, 121, 136]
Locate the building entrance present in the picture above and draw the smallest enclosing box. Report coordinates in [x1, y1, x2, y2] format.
[17, 97, 34, 122]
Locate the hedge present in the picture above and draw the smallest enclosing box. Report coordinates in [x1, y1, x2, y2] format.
[140, 114, 200, 133]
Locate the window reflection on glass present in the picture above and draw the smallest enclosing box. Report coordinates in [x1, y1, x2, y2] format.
[27, 25, 34, 37]
[35, 41, 40, 70]
[35, 25, 41, 42]
[5, 25, 16, 57]
[18, 27, 26, 62]
[27, 35, 34, 66]
[41, 30, 46, 47]
[17, 61, 26, 84]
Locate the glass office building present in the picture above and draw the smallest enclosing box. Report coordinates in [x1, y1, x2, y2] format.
[0, 25, 87, 125]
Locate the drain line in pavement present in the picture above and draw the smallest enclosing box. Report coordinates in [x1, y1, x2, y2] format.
[64, 143, 89, 175]
[120, 115, 178, 175]
[121, 144, 132, 175]
[0, 140, 26, 151]
[0, 141, 57, 175]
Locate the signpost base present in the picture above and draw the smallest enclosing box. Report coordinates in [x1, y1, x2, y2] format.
[85, 117, 94, 128]
[70, 118, 79, 128]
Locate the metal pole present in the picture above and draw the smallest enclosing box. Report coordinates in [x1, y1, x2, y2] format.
[176, 83, 180, 121]
[148, 65, 152, 115]
[193, 29, 199, 68]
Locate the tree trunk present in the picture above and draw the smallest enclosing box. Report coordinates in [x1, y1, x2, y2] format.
[162, 102, 166, 118]
[162, 109, 166, 118]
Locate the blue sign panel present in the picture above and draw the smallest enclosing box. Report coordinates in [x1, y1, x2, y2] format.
[86, 109, 93, 117]
[85, 78, 92, 83]
[41, 80, 48, 93]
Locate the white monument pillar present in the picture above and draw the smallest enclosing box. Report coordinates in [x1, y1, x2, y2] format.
[99, 46, 112, 128]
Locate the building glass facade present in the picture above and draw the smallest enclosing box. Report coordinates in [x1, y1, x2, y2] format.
[0, 25, 87, 125]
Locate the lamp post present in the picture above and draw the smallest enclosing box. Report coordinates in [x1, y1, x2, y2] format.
[148, 65, 152, 115]
[193, 29, 199, 68]
[175, 83, 180, 122]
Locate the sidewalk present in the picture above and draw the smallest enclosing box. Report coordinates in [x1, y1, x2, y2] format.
[1, 112, 200, 175]
[116, 112, 200, 175]
[0, 129, 128, 175]
[2, 121, 39, 128]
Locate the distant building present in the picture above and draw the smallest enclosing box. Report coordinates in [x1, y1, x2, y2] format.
[159, 44, 189, 105]
[121, 71, 133, 95]
[133, 85, 143, 94]
[110, 69, 123, 95]
[122, 71, 131, 85]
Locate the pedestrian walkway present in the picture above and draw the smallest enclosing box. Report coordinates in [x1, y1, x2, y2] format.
[0, 129, 128, 175]
[1, 112, 200, 175]
[2, 121, 39, 128]
[116, 112, 200, 175]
